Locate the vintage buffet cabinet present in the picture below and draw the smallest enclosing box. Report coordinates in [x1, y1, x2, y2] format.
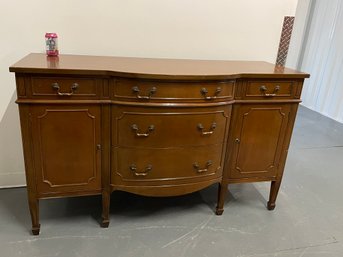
[10, 54, 309, 235]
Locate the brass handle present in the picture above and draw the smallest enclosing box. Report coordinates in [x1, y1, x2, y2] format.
[52, 82, 79, 96]
[235, 138, 240, 144]
[197, 122, 217, 135]
[131, 124, 155, 137]
[193, 160, 212, 173]
[200, 87, 221, 100]
[260, 85, 280, 97]
[132, 86, 157, 99]
[130, 164, 152, 176]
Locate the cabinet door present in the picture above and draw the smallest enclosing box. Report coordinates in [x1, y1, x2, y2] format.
[229, 104, 291, 179]
[30, 105, 101, 195]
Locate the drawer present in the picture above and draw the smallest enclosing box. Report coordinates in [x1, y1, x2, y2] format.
[112, 106, 231, 147]
[112, 144, 224, 183]
[243, 81, 295, 99]
[30, 76, 101, 98]
[114, 78, 234, 102]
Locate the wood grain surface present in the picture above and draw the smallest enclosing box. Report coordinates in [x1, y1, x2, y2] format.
[10, 53, 309, 80]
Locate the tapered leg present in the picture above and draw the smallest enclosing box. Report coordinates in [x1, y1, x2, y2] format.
[101, 190, 110, 228]
[28, 197, 40, 235]
[267, 180, 282, 210]
[216, 182, 228, 215]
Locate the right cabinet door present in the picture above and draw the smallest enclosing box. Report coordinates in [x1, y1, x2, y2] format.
[229, 104, 291, 179]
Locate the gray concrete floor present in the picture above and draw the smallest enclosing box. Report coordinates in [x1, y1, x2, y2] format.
[1, 105, 343, 257]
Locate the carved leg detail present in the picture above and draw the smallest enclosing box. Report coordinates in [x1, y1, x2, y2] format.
[216, 182, 228, 215]
[28, 198, 40, 235]
[101, 191, 110, 228]
[268, 180, 282, 211]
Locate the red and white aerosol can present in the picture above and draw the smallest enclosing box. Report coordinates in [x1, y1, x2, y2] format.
[45, 33, 59, 56]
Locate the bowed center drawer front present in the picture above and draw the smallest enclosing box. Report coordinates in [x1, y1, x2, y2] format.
[112, 145, 224, 184]
[29, 76, 101, 98]
[112, 106, 231, 148]
[114, 79, 234, 102]
[243, 81, 295, 99]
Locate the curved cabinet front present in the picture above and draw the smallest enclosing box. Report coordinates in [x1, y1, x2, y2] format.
[111, 105, 231, 195]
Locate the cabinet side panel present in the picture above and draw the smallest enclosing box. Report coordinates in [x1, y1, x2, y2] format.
[18, 105, 37, 194]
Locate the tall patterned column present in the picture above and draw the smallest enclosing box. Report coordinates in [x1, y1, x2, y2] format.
[276, 16, 295, 67]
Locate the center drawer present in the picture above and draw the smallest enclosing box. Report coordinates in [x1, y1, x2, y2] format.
[112, 106, 231, 148]
[112, 144, 224, 184]
[113, 78, 234, 102]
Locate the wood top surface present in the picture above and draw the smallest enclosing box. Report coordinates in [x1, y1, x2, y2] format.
[10, 53, 309, 80]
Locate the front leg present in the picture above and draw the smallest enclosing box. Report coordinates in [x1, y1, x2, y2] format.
[101, 190, 110, 228]
[267, 180, 282, 210]
[28, 197, 40, 235]
[216, 182, 228, 215]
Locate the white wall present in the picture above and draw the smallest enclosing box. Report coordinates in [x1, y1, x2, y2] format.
[292, 0, 343, 123]
[286, 0, 313, 69]
[0, 0, 298, 187]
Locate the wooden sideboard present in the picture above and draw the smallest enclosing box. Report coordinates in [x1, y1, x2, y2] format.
[9, 53, 309, 235]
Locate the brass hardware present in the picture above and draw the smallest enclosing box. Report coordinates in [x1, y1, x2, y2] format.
[193, 160, 212, 173]
[131, 124, 155, 137]
[129, 164, 152, 176]
[132, 86, 157, 99]
[52, 82, 79, 96]
[235, 138, 240, 144]
[197, 122, 217, 135]
[200, 87, 221, 100]
[96, 144, 101, 150]
[259, 85, 280, 97]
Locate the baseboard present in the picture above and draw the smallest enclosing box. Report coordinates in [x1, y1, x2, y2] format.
[0, 172, 26, 188]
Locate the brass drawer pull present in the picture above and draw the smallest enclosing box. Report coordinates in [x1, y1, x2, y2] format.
[197, 122, 217, 135]
[193, 160, 212, 173]
[131, 124, 155, 137]
[52, 82, 79, 96]
[260, 85, 280, 97]
[130, 164, 152, 176]
[201, 87, 221, 100]
[132, 86, 157, 99]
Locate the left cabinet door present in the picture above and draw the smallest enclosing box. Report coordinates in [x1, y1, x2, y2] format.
[30, 105, 102, 195]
